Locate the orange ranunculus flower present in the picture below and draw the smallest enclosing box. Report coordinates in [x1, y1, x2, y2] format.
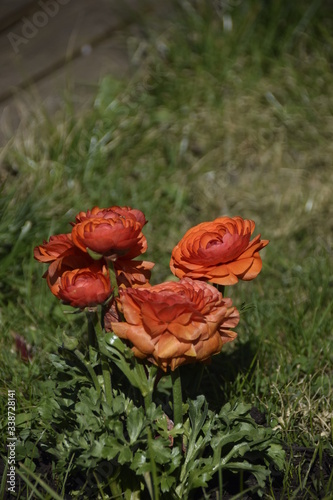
[34, 233, 99, 289]
[71, 210, 147, 259]
[110, 277, 239, 371]
[33, 233, 73, 263]
[170, 217, 269, 285]
[73, 205, 147, 229]
[55, 261, 112, 309]
[34, 234, 93, 278]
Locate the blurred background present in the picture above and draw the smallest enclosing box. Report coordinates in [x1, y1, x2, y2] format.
[0, 0, 172, 145]
[1, 0, 332, 315]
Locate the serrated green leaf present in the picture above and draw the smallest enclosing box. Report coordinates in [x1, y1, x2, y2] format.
[188, 395, 208, 433]
[267, 443, 285, 470]
[151, 438, 172, 464]
[118, 445, 133, 464]
[127, 406, 145, 444]
[160, 474, 176, 493]
[113, 420, 126, 441]
[89, 438, 106, 458]
[131, 450, 148, 472]
[189, 470, 212, 489]
[146, 402, 165, 422]
[111, 394, 128, 415]
[79, 386, 100, 407]
[101, 443, 122, 460]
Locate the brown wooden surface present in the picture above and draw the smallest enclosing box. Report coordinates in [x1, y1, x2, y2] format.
[0, 0, 155, 102]
[0, 0, 39, 31]
[0, 0, 171, 145]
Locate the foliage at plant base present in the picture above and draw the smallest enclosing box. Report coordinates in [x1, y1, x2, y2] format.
[17, 333, 284, 499]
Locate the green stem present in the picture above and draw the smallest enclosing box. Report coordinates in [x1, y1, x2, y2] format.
[87, 311, 97, 349]
[107, 260, 119, 298]
[147, 427, 160, 500]
[171, 368, 183, 428]
[142, 364, 158, 411]
[87, 310, 113, 406]
[100, 353, 113, 406]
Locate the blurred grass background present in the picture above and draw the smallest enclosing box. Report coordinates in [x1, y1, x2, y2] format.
[0, 0, 332, 495]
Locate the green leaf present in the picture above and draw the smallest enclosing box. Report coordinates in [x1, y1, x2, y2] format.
[160, 474, 176, 493]
[16, 412, 33, 426]
[150, 438, 172, 464]
[86, 247, 104, 260]
[131, 450, 150, 474]
[103, 334, 150, 395]
[101, 444, 122, 461]
[188, 395, 208, 435]
[89, 438, 106, 458]
[188, 461, 214, 488]
[118, 445, 133, 464]
[62, 332, 79, 351]
[267, 443, 286, 471]
[126, 406, 145, 444]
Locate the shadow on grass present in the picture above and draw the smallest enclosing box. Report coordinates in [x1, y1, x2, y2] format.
[181, 339, 259, 411]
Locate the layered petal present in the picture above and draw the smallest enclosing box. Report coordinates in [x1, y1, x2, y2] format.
[73, 205, 147, 228]
[33, 233, 73, 263]
[71, 217, 147, 259]
[109, 277, 239, 371]
[114, 259, 154, 288]
[170, 216, 269, 285]
[56, 261, 112, 308]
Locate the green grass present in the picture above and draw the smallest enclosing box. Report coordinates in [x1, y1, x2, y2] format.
[1, 0, 332, 497]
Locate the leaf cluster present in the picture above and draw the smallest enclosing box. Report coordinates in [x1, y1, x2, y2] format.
[15, 338, 284, 499]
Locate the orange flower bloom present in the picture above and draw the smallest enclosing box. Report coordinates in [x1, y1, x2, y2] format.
[44, 245, 96, 297]
[114, 259, 155, 289]
[111, 278, 239, 371]
[34, 234, 101, 304]
[33, 233, 73, 263]
[170, 217, 269, 285]
[74, 205, 147, 228]
[38, 238, 111, 309]
[55, 262, 111, 309]
[71, 206, 147, 259]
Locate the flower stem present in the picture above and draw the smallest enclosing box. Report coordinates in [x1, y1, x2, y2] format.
[171, 368, 183, 428]
[87, 311, 97, 349]
[86, 310, 113, 406]
[143, 393, 152, 413]
[107, 261, 119, 298]
[147, 427, 160, 500]
[100, 353, 113, 406]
